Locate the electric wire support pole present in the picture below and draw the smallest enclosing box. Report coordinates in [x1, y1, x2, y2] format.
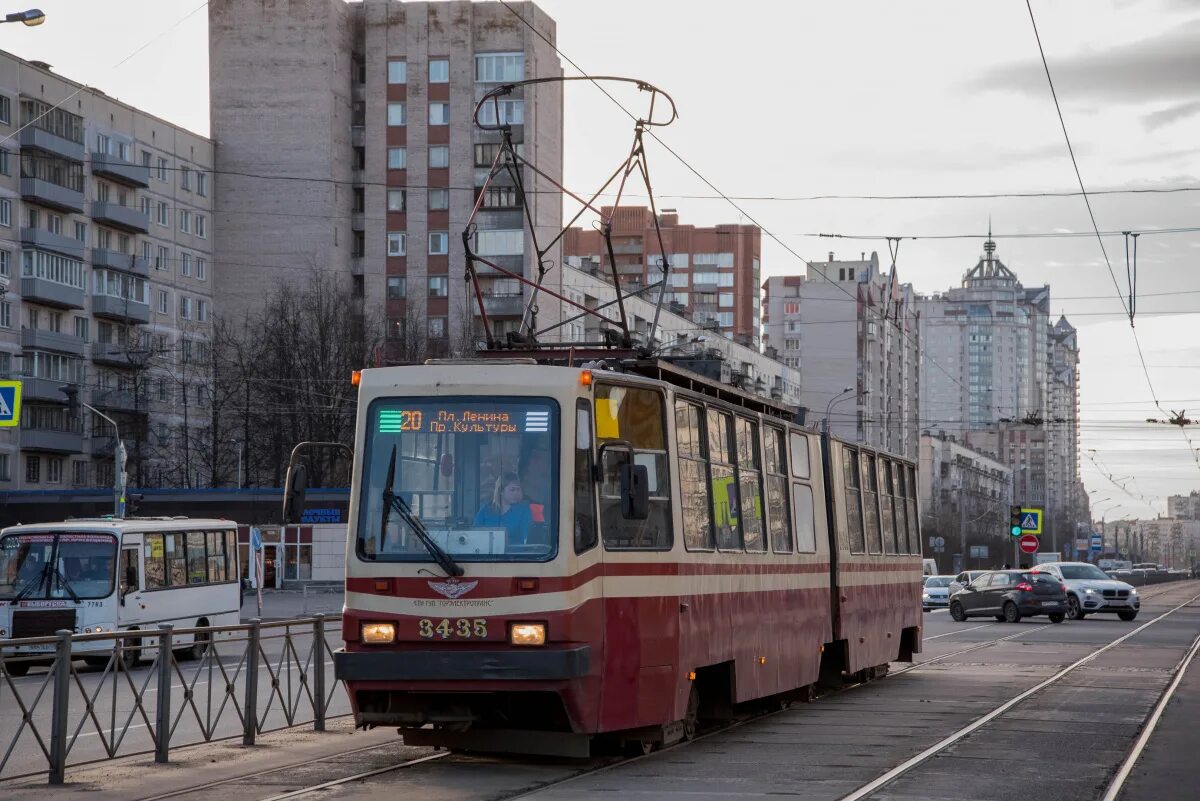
[60, 385, 128, 518]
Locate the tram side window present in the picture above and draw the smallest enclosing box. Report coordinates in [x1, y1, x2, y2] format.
[861, 453, 883, 554]
[595, 384, 673, 550]
[766, 427, 792, 553]
[736, 417, 766, 552]
[906, 465, 920, 555]
[789, 431, 810, 479]
[708, 410, 741, 551]
[893, 464, 911, 555]
[676, 400, 714, 550]
[844, 448, 865, 553]
[574, 400, 598, 554]
[879, 459, 897, 555]
[793, 483, 817, 552]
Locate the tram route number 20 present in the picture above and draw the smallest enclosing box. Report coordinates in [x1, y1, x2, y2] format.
[417, 618, 488, 639]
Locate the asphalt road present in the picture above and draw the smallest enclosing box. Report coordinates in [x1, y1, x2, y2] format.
[2, 581, 1196, 799]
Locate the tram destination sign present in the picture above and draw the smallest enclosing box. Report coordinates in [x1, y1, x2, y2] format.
[378, 407, 550, 435]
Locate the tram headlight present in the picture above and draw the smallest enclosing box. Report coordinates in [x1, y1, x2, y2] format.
[361, 622, 396, 644]
[509, 622, 546, 646]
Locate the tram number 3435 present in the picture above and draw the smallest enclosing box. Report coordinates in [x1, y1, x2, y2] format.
[417, 618, 488, 639]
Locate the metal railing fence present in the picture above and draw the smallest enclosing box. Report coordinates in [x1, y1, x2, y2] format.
[0, 615, 343, 785]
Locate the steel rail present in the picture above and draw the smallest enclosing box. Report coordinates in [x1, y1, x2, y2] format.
[834, 588, 1200, 801]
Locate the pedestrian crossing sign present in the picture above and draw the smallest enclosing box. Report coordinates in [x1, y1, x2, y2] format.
[0, 380, 21, 427]
[1020, 507, 1043, 535]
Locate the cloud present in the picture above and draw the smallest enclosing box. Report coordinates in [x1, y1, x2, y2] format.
[966, 20, 1200, 103]
[1142, 100, 1200, 130]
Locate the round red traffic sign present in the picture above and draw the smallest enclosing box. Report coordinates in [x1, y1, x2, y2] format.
[1018, 534, 1040, 554]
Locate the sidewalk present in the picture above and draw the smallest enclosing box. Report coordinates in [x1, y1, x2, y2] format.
[239, 586, 345, 622]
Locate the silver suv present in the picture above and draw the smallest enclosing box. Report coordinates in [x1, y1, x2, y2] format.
[1032, 562, 1140, 621]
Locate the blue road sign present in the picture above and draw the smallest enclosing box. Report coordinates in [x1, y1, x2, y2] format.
[0, 381, 21, 427]
[1020, 508, 1043, 535]
[1090, 534, 1103, 552]
[250, 526, 262, 551]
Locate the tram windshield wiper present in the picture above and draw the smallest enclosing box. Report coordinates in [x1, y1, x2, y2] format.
[379, 444, 463, 577]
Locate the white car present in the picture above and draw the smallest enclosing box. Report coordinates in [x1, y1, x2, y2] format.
[1032, 562, 1140, 621]
[922, 575, 954, 611]
[948, 570, 989, 597]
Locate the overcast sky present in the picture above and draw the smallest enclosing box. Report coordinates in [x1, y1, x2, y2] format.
[2, 0, 1197, 518]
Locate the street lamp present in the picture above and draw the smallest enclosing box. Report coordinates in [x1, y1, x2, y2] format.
[3, 8, 44, 25]
[824, 387, 870, 435]
[230, 439, 245, 489]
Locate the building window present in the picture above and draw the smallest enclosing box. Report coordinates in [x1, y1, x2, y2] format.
[387, 147, 406, 169]
[428, 59, 449, 83]
[196, 215, 206, 238]
[0, 300, 10, 329]
[71, 460, 86, 487]
[196, 171, 207, 196]
[22, 251, 85, 288]
[0, 453, 9, 482]
[428, 276, 448, 297]
[140, 196, 151, 217]
[474, 141, 522, 166]
[196, 258, 206, 281]
[47, 456, 62, 484]
[387, 102, 406, 126]
[386, 276, 406, 299]
[387, 189, 406, 211]
[0, 149, 8, 175]
[157, 157, 167, 181]
[156, 245, 169, 270]
[157, 202, 168, 226]
[428, 232, 449, 255]
[428, 188, 449, 210]
[387, 232, 406, 256]
[74, 221, 87, 242]
[25, 455, 39, 484]
[73, 316, 88, 340]
[141, 150, 151, 168]
[472, 229, 523, 256]
[387, 60, 407, 84]
[428, 317, 446, 339]
[719, 292, 734, 308]
[142, 241, 152, 261]
[197, 300, 209, 322]
[429, 102, 449, 125]
[157, 289, 169, 314]
[181, 252, 192, 276]
[179, 210, 191, 234]
[475, 52, 524, 83]
[20, 152, 84, 191]
[0, 198, 9, 227]
[479, 186, 518, 208]
[429, 146, 449, 168]
[180, 166, 191, 191]
[477, 99, 524, 126]
[179, 295, 192, 319]
[0, 96, 9, 124]
[0, 250, 9, 277]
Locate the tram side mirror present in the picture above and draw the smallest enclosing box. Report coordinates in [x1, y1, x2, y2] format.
[619, 463, 650, 520]
[282, 462, 309, 524]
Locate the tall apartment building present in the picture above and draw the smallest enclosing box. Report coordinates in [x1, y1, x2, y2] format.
[917, 236, 1085, 551]
[563, 207, 762, 347]
[1168, 490, 1200, 520]
[0, 53, 215, 491]
[762, 251, 921, 458]
[209, 0, 563, 355]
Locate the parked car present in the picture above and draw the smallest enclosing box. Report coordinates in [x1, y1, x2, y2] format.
[922, 576, 954, 611]
[948, 570, 1068, 623]
[1031, 562, 1140, 621]
[948, 570, 990, 596]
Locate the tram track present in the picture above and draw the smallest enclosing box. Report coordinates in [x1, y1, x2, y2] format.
[133, 581, 1200, 801]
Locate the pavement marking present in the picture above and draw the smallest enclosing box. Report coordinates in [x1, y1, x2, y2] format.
[923, 622, 993, 640]
[893, 623, 1048, 675]
[1099, 627, 1200, 801]
[836, 591, 1200, 801]
[256, 752, 448, 801]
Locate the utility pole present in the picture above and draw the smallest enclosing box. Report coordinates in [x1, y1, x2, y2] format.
[60, 385, 127, 518]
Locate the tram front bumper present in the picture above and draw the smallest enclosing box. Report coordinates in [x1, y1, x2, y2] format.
[334, 644, 591, 682]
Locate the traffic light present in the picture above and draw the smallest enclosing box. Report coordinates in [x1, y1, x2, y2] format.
[127, 493, 144, 516]
[1010, 505, 1023, 537]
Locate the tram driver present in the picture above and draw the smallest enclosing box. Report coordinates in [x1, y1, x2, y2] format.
[474, 472, 535, 546]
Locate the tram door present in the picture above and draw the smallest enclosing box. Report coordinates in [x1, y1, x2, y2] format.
[594, 384, 679, 731]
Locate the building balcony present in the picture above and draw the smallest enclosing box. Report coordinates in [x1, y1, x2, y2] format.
[472, 294, 525, 317]
[91, 248, 149, 277]
[90, 201, 150, 234]
[19, 226, 86, 260]
[21, 327, 87, 357]
[351, 126, 365, 147]
[91, 342, 137, 368]
[18, 126, 85, 162]
[471, 255, 523, 276]
[351, 257, 365, 276]
[21, 276, 85, 309]
[90, 152, 150, 187]
[352, 168, 365, 184]
[92, 294, 151, 324]
[20, 427, 84, 454]
[352, 212, 365, 231]
[20, 377, 75, 403]
[91, 388, 149, 415]
[20, 177, 85, 213]
[610, 243, 643, 255]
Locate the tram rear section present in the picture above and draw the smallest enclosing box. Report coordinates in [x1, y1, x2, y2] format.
[320, 360, 923, 756]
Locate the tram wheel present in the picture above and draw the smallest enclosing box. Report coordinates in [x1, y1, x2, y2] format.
[683, 685, 700, 741]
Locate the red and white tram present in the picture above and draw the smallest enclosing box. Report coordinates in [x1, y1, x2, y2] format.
[322, 358, 922, 756]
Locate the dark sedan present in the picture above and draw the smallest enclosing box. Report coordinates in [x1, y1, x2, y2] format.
[949, 570, 1068, 623]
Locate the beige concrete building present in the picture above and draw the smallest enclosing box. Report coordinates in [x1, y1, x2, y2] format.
[762, 251, 921, 458]
[0, 52, 214, 491]
[209, 0, 563, 356]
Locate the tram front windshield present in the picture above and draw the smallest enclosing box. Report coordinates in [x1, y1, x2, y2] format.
[0, 532, 118, 601]
[358, 397, 559, 562]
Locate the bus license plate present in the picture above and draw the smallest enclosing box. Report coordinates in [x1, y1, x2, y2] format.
[16, 644, 56, 652]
